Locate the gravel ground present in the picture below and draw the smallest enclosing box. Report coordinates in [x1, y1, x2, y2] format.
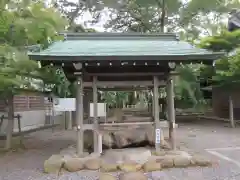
[1, 119, 240, 180]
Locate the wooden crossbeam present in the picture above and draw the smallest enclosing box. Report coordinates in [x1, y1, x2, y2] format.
[99, 122, 154, 126]
[83, 80, 165, 87]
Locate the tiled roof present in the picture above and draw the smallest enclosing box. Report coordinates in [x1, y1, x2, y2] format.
[28, 33, 224, 61]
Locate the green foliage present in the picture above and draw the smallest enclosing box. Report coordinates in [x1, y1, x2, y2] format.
[96, 0, 240, 37]
[199, 30, 240, 52]
[2, 0, 237, 109]
[199, 30, 240, 89]
[174, 64, 205, 107]
[0, 0, 69, 98]
[36, 66, 71, 97]
[49, 0, 240, 108]
[103, 0, 183, 32]
[100, 91, 129, 108]
[0, 44, 38, 95]
[1, 1, 67, 47]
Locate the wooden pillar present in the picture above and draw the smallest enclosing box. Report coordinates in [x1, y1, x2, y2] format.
[229, 95, 235, 128]
[166, 75, 176, 150]
[153, 76, 160, 152]
[67, 111, 72, 130]
[152, 89, 155, 119]
[76, 76, 84, 156]
[51, 95, 55, 132]
[93, 76, 99, 153]
[83, 90, 89, 119]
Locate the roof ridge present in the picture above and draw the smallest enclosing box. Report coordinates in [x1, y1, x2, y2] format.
[59, 32, 178, 41]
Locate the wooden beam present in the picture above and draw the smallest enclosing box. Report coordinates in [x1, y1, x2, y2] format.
[83, 80, 166, 87]
[86, 72, 165, 77]
[99, 122, 154, 126]
[96, 87, 151, 91]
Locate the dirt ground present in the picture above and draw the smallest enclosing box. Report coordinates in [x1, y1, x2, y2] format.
[1, 118, 240, 180]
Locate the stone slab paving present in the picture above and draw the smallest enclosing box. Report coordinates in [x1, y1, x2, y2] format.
[1, 120, 240, 180]
[221, 150, 240, 164]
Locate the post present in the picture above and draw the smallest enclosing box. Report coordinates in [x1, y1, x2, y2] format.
[166, 75, 176, 150]
[153, 76, 160, 152]
[67, 111, 73, 130]
[93, 76, 99, 153]
[0, 115, 4, 129]
[76, 76, 84, 156]
[17, 114, 23, 146]
[51, 96, 55, 132]
[98, 132, 102, 154]
[5, 95, 14, 150]
[83, 90, 90, 119]
[152, 89, 155, 120]
[229, 95, 235, 128]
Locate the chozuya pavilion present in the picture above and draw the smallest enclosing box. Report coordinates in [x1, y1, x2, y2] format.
[28, 32, 224, 156]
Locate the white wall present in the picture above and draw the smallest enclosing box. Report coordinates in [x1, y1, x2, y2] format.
[0, 110, 63, 133]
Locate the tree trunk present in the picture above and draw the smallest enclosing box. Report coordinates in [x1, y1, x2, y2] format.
[157, 0, 166, 33]
[5, 95, 14, 150]
[17, 114, 24, 146]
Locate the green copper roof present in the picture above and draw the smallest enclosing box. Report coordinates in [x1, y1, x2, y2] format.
[28, 33, 224, 62]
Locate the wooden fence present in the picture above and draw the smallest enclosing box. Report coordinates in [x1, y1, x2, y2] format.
[0, 94, 51, 112]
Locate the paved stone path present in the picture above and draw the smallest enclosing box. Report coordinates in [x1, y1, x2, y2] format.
[1, 120, 240, 180]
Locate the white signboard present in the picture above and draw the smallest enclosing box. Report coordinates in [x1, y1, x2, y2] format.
[53, 98, 76, 111]
[90, 103, 106, 117]
[155, 129, 161, 144]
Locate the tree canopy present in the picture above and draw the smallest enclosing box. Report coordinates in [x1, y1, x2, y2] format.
[199, 30, 240, 89]
[0, 0, 69, 149]
[47, 0, 240, 108]
[0, 0, 70, 98]
[2, 0, 240, 110]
